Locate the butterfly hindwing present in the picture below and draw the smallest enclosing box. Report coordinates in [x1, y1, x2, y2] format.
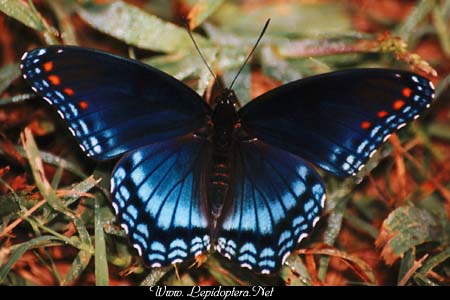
[216, 139, 325, 274]
[111, 134, 211, 267]
[20, 46, 211, 160]
[239, 69, 435, 177]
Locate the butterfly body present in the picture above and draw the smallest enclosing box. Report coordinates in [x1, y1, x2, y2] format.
[20, 45, 435, 274]
[205, 89, 237, 220]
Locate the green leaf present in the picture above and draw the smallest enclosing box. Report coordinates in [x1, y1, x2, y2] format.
[188, 0, 224, 29]
[376, 206, 441, 265]
[0, 235, 63, 283]
[0, 63, 21, 95]
[78, 1, 209, 53]
[0, 0, 46, 31]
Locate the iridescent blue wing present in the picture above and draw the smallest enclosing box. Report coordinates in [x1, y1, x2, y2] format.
[216, 140, 325, 274]
[20, 46, 211, 160]
[239, 69, 435, 177]
[111, 134, 211, 267]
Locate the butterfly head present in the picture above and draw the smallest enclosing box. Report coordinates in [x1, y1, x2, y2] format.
[213, 88, 237, 105]
[211, 89, 239, 148]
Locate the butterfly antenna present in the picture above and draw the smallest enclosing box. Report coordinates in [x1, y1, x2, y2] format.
[228, 18, 271, 91]
[185, 21, 224, 90]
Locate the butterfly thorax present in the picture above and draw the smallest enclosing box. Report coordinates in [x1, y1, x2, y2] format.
[208, 89, 239, 226]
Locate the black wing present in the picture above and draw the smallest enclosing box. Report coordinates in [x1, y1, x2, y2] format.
[239, 69, 435, 177]
[21, 46, 211, 160]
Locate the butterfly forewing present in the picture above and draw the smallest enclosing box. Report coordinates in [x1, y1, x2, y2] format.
[239, 69, 435, 177]
[216, 139, 325, 274]
[111, 134, 212, 267]
[20, 46, 211, 160]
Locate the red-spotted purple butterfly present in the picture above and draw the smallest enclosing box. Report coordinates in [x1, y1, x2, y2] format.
[20, 35, 434, 273]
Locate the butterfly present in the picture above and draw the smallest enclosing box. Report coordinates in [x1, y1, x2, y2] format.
[20, 45, 435, 274]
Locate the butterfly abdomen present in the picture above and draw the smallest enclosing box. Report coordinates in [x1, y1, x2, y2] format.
[207, 90, 239, 224]
[208, 154, 232, 220]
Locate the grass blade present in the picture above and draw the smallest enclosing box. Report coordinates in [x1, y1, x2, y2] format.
[318, 197, 349, 281]
[0, 0, 46, 31]
[94, 194, 109, 286]
[0, 144, 88, 178]
[0, 0, 58, 44]
[21, 128, 92, 251]
[417, 247, 450, 277]
[61, 250, 92, 285]
[0, 63, 20, 95]
[297, 248, 377, 285]
[0, 235, 63, 283]
[396, 0, 435, 41]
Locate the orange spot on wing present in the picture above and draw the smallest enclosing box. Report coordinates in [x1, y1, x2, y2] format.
[43, 62, 53, 72]
[361, 121, 371, 129]
[402, 87, 412, 98]
[78, 101, 88, 110]
[377, 110, 388, 118]
[48, 75, 61, 85]
[393, 99, 405, 110]
[64, 88, 75, 96]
